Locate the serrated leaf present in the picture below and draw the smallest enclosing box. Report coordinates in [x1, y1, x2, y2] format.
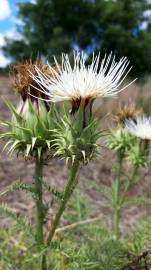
[43, 181, 63, 199]
[0, 203, 34, 238]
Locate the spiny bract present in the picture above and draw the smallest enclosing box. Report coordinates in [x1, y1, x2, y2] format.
[51, 105, 102, 163]
[0, 100, 56, 159]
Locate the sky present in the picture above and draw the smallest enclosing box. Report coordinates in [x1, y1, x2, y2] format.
[0, 0, 33, 67]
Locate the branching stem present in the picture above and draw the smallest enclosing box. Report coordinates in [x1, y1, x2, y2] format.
[47, 160, 80, 245]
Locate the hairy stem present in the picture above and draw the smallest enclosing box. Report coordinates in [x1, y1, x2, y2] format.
[35, 156, 47, 270]
[114, 150, 124, 241]
[47, 160, 80, 245]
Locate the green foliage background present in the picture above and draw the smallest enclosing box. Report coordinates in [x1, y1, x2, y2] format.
[2, 0, 151, 76]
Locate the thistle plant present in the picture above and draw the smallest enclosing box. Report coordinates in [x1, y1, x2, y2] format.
[107, 104, 150, 240]
[0, 60, 57, 270]
[0, 52, 134, 269]
[31, 51, 134, 247]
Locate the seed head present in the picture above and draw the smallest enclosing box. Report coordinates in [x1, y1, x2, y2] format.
[115, 103, 143, 127]
[12, 59, 52, 101]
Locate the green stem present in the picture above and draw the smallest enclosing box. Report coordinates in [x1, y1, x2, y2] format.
[124, 165, 139, 193]
[120, 164, 139, 210]
[47, 160, 80, 245]
[35, 156, 47, 270]
[114, 150, 124, 241]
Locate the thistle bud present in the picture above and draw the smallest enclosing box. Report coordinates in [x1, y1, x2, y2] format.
[50, 105, 101, 164]
[125, 116, 151, 166]
[114, 102, 143, 128]
[12, 59, 52, 112]
[0, 60, 57, 159]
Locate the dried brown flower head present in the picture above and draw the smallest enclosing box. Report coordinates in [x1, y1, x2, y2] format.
[12, 59, 54, 101]
[114, 102, 143, 127]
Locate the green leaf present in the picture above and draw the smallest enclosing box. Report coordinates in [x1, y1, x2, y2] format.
[43, 181, 63, 199]
[2, 140, 13, 152]
[0, 203, 34, 239]
[25, 99, 38, 131]
[8, 140, 20, 155]
[4, 99, 23, 124]
[73, 104, 84, 134]
[0, 181, 36, 198]
[34, 117, 45, 137]
[0, 132, 17, 138]
[18, 126, 33, 140]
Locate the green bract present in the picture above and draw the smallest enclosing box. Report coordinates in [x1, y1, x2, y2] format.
[51, 105, 101, 163]
[0, 99, 56, 159]
[107, 129, 135, 153]
[127, 143, 149, 167]
[107, 128, 149, 167]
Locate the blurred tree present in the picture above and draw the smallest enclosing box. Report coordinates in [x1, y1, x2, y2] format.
[96, 0, 151, 77]
[2, 0, 151, 76]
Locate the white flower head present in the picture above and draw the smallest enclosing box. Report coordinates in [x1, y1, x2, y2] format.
[125, 116, 151, 140]
[32, 51, 135, 103]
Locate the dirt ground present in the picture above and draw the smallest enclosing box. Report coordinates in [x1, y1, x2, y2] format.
[1, 75, 151, 236]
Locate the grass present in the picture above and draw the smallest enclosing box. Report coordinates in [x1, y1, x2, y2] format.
[0, 222, 124, 270]
[1, 186, 151, 270]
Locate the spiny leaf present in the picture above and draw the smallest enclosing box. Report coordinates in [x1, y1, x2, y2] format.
[43, 181, 63, 199]
[0, 203, 34, 239]
[2, 140, 13, 152]
[8, 140, 20, 154]
[4, 99, 23, 124]
[34, 117, 45, 137]
[0, 181, 36, 197]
